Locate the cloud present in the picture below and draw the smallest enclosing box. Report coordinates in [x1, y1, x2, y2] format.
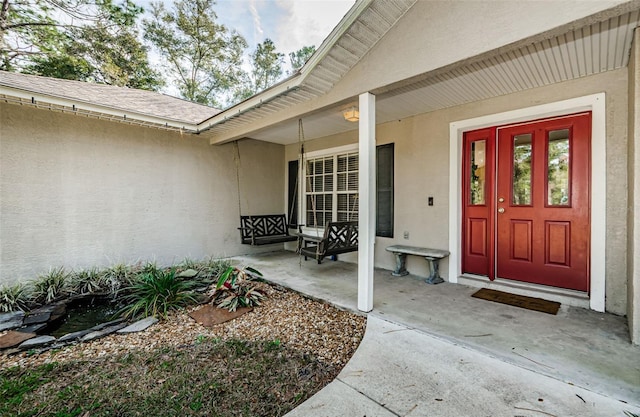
[273, 0, 355, 53]
[248, 0, 264, 41]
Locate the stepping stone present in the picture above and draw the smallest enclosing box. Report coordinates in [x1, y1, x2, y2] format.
[19, 335, 56, 349]
[22, 312, 51, 325]
[117, 317, 159, 334]
[81, 323, 127, 342]
[0, 331, 36, 349]
[0, 311, 25, 331]
[189, 305, 252, 327]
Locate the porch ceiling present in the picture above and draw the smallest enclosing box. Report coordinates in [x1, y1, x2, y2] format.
[234, 9, 640, 145]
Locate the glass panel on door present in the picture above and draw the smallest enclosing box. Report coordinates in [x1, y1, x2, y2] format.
[547, 129, 570, 206]
[470, 140, 486, 205]
[512, 133, 532, 205]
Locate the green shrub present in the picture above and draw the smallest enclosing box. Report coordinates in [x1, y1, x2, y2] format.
[32, 267, 69, 304]
[100, 263, 136, 298]
[213, 266, 264, 312]
[119, 268, 199, 319]
[0, 283, 31, 312]
[69, 267, 103, 295]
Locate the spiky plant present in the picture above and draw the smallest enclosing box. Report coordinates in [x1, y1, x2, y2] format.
[0, 283, 31, 312]
[119, 268, 199, 320]
[70, 267, 103, 295]
[100, 263, 135, 298]
[212, 266, 265, 312]
[32, 267, 69, 304]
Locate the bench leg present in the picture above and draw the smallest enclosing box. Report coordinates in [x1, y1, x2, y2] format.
[391, 253, 409, 277]
[424, 257, 444, 285]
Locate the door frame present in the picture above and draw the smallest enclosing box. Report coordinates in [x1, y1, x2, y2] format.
[449, 93, 606, 312]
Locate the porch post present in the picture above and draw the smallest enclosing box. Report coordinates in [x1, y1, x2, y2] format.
[358, 92, 375, 312]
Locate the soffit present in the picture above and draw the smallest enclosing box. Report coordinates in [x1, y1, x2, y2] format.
[239, 9, 640, 145]
[204, 0, 417, 139]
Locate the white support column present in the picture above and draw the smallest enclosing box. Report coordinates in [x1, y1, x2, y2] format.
[358, 92, 376, 312]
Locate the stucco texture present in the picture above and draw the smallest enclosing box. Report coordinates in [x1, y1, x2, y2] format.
[286, 68, 629, 315]
[0, 104, 284, 285]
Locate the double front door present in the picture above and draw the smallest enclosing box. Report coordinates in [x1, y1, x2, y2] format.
[462, 113, 591, 292]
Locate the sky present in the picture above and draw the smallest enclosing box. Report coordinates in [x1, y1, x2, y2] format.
[136, 0, 355, 66]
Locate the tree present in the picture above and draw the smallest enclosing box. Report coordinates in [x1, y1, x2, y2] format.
[1, 0, 162, 90]
[231, 38, 284, 104]
[288, 45, 315, 74]
[143, 0, 247, 107]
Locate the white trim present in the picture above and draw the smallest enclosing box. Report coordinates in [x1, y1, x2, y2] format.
[449, 93, 606, 312]
[0, 86, 200, 131]
[458, 275, 590, 309]
[305, 143, 358, 159]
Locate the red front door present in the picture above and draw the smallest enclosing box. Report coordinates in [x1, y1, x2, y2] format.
[462, 113, 591, 292]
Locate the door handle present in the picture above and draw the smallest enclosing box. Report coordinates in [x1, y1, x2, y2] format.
[498, 207, 505, 214]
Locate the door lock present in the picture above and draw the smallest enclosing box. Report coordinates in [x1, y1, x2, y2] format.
[498, 197, 505, 203]
[498, 207, 505, 213]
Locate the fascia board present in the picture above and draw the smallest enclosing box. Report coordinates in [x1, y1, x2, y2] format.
[197, 0, 375, 132]
[0, 85, 201, 132]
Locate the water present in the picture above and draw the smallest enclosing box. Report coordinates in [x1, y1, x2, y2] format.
[49, 299, 121, 338]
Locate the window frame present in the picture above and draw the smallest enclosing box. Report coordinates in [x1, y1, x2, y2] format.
[301, 144, 359, 232]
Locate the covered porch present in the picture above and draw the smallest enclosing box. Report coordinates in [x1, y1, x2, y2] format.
[233, 250, 639, 405]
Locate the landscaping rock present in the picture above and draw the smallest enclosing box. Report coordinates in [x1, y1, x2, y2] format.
[17, 323, 48, 334]
[0, 331, 36, 349]
[22, 303, 64, 325]
[0, 311, 25, 331]
[81, 323, 127, 342]
[19, 335, 56, 349]
[117, 317, 158, 334]
[22, 312, 51, 326]
[58, 329, 93, 343]
[178, 269, 198, 278]
[90, 318, 125, 332]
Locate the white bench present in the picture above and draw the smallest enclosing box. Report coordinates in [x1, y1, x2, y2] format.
[385, 245, 450, 284]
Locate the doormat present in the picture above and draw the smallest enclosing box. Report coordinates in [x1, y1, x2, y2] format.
[471, 288, 561, 315]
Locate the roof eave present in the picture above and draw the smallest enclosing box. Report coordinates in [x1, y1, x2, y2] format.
[0, 85, 202, 132]
[196, 0, 375, 133]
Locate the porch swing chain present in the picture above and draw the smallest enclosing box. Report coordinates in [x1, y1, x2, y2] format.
[299, 119, 320, 238]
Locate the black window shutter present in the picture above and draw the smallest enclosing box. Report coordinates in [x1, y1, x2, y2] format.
[287, 160, 299, 227]
[376, 144, 394, 237]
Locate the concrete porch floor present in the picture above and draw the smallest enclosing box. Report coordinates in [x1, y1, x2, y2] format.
[233, 251, 639, 407]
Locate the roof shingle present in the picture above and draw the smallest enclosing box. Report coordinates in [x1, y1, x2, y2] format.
[0, 71, 220, 124]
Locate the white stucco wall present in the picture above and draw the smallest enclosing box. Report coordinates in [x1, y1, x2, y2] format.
[286, 68, 629, 315]
[0, 104, 284, 285]
[628, 30, 640, 344]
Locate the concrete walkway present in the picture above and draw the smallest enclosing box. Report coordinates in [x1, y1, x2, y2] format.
[286, 316, 640, 417]
[233, 251, 640, 415]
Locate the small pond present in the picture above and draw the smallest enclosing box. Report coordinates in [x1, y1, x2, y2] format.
[48, 297, 121, 338]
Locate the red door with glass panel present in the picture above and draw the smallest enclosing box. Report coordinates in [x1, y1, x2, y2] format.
[462, 113, 591, 292]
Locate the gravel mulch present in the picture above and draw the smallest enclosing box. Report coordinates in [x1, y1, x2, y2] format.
[0, 282, 367, 370]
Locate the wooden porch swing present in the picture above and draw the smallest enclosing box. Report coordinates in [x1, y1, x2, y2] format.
[294, 120, 359, 264]
[235, 140, 298, 246]
[236, 119, 358, 262]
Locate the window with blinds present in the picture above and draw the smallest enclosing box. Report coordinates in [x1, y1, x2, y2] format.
[302, 145, 393, 234]
[305, 152, 358, 227]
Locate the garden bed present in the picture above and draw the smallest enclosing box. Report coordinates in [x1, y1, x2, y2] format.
[0, 282, 367, 416]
